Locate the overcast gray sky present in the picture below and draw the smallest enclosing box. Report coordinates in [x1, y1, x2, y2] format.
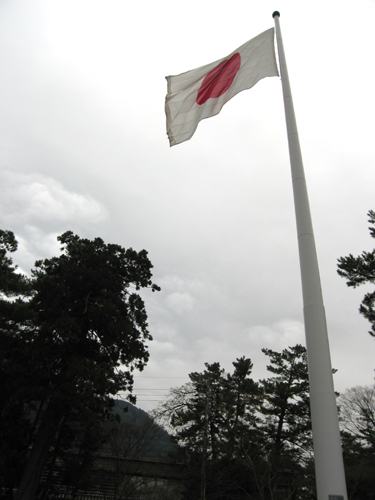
[1, 0, 375, 412]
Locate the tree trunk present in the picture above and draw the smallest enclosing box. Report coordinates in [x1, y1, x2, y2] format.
[15, 401, 63, 500]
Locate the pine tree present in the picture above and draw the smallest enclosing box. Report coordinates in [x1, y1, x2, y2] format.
[337, 209, 375, 338]
[154, 358, 261, 499]
[0, 230, 159, 500]
[0, 230, 33, 493]
[259, 344, 313, 498]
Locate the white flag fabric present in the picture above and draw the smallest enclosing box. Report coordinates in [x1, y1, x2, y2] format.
[165, 28, 279, 147]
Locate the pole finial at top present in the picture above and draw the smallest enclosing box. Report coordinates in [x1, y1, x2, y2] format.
[272, 11, 280, 18]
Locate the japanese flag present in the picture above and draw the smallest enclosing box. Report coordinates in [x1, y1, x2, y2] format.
[165, 28, 279, 146]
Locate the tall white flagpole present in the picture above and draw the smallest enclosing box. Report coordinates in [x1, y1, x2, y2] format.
[272, 12, 347, 500]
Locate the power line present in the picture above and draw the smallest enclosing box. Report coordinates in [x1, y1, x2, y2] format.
[133, 376, 189, 379]
[136, 399, 167, 401]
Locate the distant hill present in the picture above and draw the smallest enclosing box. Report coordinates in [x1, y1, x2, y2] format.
[101, 399, 177, 462]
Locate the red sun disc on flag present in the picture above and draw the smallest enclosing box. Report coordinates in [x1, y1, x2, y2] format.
[196, 53, 241, 105]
